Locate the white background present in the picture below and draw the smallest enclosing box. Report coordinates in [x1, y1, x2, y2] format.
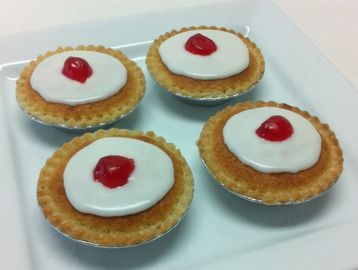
[0, 0, 357, 90]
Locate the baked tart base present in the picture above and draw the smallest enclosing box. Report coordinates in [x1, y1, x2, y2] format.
[197, 101, 343, 205]
[146, 26, 265, 101]
[16, 45, 145, 130]
[37, 128, 194, 247]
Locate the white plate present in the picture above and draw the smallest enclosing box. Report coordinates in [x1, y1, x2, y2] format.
[1, 1, 358, 269]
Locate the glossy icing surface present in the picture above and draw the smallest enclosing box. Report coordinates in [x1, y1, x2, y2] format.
[223, 107, 321, 173]
[159, 29, 249, 80]
[30, 50, 127, 105]
[64, 137, 174, 217]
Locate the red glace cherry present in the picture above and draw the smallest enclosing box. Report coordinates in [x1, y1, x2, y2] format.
[185, 33, 217, 56]
[62, 56, 93, 83]
[93, 155, 135, 188]
[256, 115, 294, 142]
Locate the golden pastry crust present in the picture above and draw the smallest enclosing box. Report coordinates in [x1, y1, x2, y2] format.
[197, 101, 343, 205]
[37, 128, 194, 247]
[16, 45, 145, 129]
[146, 26, 265, 99]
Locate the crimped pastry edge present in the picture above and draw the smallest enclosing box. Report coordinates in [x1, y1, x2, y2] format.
[146, 26, 265, 99]
[37, 128, 194, 247]
[197, 101, 344, 205]
[16, 45, 146, 129]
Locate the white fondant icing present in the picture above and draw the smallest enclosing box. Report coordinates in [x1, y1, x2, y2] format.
[159, 29, 249, 80]
[30, 50, 127, 106]
[63, 137, 174, 217]
[223, 107, 321, 173]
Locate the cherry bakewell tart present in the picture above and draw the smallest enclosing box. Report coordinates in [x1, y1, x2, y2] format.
[16, 45, 145, 130]
[37, 128, 194, 247]
[197, 101, 343, 205]
[146, 26, 265, 103]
